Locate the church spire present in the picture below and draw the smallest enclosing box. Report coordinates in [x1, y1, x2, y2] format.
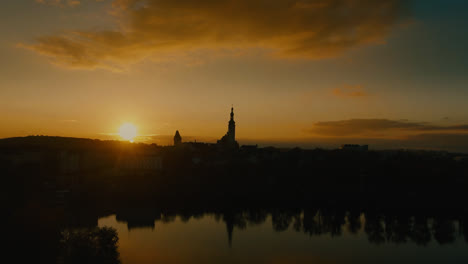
[216, 106, 239, 149]
[228, 107, 235, 142]
[230, 106, 234, 121]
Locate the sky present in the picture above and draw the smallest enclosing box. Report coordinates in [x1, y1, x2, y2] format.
[1, 0, 468, 151]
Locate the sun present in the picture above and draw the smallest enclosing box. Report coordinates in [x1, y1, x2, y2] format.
[119, 123, 137, 142]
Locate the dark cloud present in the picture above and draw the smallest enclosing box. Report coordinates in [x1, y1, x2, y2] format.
[308, 119, 468, 137]
[23, 0, 409, 69]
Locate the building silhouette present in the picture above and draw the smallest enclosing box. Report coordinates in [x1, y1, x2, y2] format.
[340, 144, 368, 151]
[174, 130, 182, 146]
[172, 107, 238, 149]
[217, 107, 239, 149]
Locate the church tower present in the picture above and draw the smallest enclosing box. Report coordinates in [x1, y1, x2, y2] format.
[228, 107, 236, 142]
[217, 107, 239, 149]
[174, 130, 182, 146]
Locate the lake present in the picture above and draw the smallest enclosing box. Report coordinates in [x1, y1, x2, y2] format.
[96, 209, 468, 264]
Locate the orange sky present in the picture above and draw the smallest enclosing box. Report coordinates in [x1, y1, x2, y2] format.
[1, 0, 468, 151]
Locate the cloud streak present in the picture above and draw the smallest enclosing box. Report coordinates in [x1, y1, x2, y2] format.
[308, 119, 468, 137]
[35, 0, 82, 7]
[23, 0, 410, 70]
[332, 84, 368, 97]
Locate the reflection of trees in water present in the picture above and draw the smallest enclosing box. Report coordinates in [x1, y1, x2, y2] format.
[410, 216, 431, 246]
[5, 206, 468, 262]
[244, 209, 268, 226]
[292, 209, 345, 237]
[362, 213, 461, 246]
[215, 211, 247, 247]
[111, 207, 465, 247]
[59, 227, 120, 264]
[384, 215, 412, 244]
[295, 209, 322, 236]
[460, 218, 468, 243]
[161, 213, 177, 223]
[433, 218, 456, 244]
[364, 214, 386, 244]
[346, 210, 362, 235]
[271, 210, 295, 232]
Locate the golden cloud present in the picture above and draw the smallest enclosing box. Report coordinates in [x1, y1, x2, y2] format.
[24, 0, 409, 70]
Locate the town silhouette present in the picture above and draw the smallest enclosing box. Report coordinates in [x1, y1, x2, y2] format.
[2, 107, 468, 263]
[4, 0, 468, 262]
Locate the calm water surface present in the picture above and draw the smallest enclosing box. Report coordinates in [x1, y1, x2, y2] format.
[98, 213, 468, 264]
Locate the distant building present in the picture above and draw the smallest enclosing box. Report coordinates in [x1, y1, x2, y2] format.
[340, 144, 369, 151]
[174, 130, 182, 146]
[217, 107, 239, 149]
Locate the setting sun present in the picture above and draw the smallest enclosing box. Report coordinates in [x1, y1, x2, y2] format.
[119, 123, 137, 142]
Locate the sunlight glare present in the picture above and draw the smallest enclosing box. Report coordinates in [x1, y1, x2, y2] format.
[119, 123, 137, 142]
